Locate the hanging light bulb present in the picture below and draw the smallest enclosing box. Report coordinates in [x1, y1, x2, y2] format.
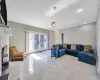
[51, 7, 57, 28]
[51, 21, 56, 28]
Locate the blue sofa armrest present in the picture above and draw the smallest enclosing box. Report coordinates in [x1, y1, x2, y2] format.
[51, 48, 59, 58]
[55, 49, 59, 58]
[51, 48, 56, 57]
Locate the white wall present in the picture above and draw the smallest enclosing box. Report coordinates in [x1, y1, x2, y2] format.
[96, 3, 100, 76]
[58, 23, 96, 52]
[8, 21, 54, 52]
[54, 31, 60, 44]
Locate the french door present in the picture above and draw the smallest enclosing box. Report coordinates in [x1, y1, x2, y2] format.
[29, 32, 48, 53]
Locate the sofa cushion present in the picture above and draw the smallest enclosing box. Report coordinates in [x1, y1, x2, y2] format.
[55, 44, 59, 49]
[71, 44, 76, 50]
[52, 45, 55, 48]
[84, 45, 92, 52]
[59, 49, 66, 53]
[67, 44, 71, 49]
[58, 49, 66, 57]
[63, 44, 67, 49]
[66, 49, 80, 54]
[59, 44, 63, 49]
[78, 51, 94, 60]
[81, 45, 84, 51]
[76, 44, 82, 51]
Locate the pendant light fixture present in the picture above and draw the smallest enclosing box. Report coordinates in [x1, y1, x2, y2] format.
[51, 7, 57, 28]
[51, 21, 56, 28]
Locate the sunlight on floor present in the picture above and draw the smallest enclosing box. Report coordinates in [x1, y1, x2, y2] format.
[29, 56, 34, 74]
[28, 54, 43, 74]
[31, 54, 43, 60]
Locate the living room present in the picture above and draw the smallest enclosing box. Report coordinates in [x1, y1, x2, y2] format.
[0, 0, 100, 80]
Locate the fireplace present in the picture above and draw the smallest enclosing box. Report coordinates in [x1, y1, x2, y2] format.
[1, 45, 8, 62]
[1, 45, 9, 75]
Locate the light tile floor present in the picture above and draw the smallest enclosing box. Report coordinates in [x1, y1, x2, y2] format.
[8, 51, 99, 80]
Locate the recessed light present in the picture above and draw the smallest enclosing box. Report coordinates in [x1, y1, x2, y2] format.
[76, 8, 83, 13]
[84, 22, 86, 24]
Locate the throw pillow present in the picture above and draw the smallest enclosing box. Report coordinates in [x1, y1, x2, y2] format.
[84, 45, 92, 52]
[0, 73, 9, 80]
[55, 44, 59, 49]
[63, 44, 67, 49]
[71, 44, 76, 50]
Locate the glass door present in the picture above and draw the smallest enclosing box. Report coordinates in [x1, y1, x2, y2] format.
[40, 35, 44, 50]
[44, 35, 48, 50]
[40, 34, 48, 50]
[29, 32, 49, 52]
[34, 34, 39, 51]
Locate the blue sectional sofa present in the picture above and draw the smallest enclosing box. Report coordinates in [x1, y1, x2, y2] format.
[78, 51, 94, 65]
[51, 44, 95, 65]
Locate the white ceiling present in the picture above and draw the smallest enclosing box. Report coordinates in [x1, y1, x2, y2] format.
[6, 0, 99, 30]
